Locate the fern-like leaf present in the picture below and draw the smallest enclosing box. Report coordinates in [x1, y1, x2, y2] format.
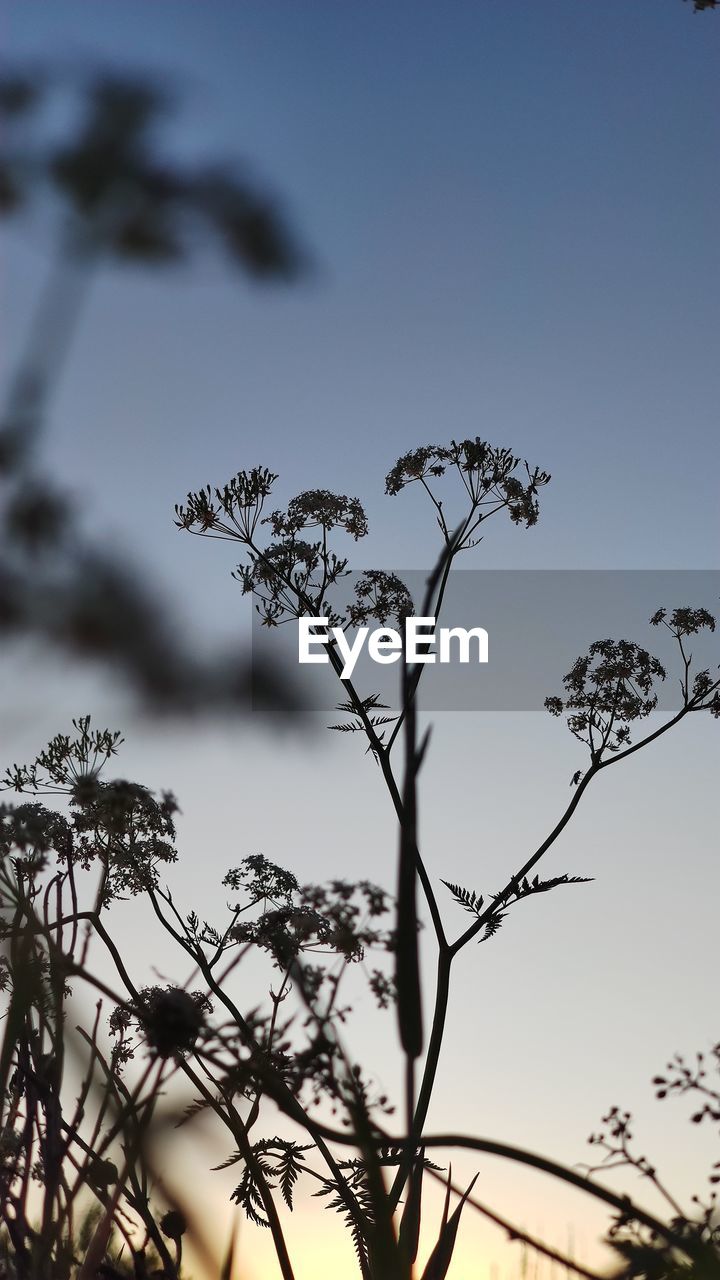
[231, 1160, 275, 1228]
[441, 881, 485, 917]
[481, 912, 506, 941]
[512, 872, 593, 900]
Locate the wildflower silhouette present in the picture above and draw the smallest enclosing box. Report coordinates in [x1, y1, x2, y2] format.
[4, 432, 718, 1278]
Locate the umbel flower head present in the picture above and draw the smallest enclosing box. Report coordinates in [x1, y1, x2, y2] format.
[160, 1209, 187, 1241]
[135, 984, 211, 1059]
[383, 438, 551, 552]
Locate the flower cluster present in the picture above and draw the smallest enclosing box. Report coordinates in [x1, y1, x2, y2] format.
[237, 503, 368, 629]
[650, 606, 716, 637]
[111, 985, 212, 1061]
[2, 715, 122, 794]
[0, 802, 73, 869]
[650, 606, 720, 713]
[545, 638, 667, 758]
[347, 570, 414, 627]
[266, 490, 368, 541]
[230, 878, 394, 970]
[235, 538, 349, 627]
[71, 779, 178, 902]
[224, 852, 299, 905]
[1, 719, 178, 902]
[174, 468, 279, 540]
[385, 438, 551, 537]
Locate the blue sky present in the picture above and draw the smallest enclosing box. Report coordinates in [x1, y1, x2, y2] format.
[5, 0, 719, 596]
[3, 4, 719, 1278]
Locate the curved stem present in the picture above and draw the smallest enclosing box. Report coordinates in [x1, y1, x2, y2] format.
[180, 1059, 297, 1280]
[450, 763, 600, 954]
[276, 1117, 710, 1269]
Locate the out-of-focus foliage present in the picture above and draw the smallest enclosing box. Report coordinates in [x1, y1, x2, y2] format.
[0, 66, 306, 714]
[0, 71, 304, 281]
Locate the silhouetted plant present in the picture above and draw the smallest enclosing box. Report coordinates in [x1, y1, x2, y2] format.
[3, 428, 717, 1278]
[2, 33, 719, 1280]
[583, 1036, 720, 1280]
[170, 444, 718, 1277]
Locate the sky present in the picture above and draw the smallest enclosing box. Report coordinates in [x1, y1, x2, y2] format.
[2, 3, 719, 1279]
